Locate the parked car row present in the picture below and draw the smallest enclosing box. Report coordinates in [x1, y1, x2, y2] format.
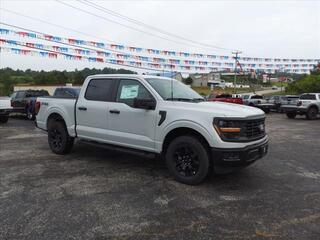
[1, 87, 81, 122]
[205, 92, 319, 120]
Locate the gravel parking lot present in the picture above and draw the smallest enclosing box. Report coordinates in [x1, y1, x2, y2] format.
[0, 114, 320, 239]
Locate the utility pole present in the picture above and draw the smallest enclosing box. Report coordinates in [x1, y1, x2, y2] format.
[232, 51, 242, 93]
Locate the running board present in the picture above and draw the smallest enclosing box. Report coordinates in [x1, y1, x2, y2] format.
[78, 139, 157, 158]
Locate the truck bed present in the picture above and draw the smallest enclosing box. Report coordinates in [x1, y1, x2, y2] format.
[36, 97, 77, 137]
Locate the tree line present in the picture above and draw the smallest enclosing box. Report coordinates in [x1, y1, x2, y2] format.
[0, 67, 136, 96]
[286, 64, 320, 94]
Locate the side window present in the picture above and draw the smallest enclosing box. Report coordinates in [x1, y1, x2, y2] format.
[54, 89, 62, 97]
[116, 79, 153, 107]
[10, 92, 17, 99]
[85, 79, 114, 101]
[300, 94, 316, 100]
[16, 92, 25, 98]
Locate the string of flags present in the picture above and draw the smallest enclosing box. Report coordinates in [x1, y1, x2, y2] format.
[0, 38, 315, 73]
[0, 27, 319, 64]
[0, 27, 318, 73]
[0, 38, 234, 68]
[0, 46, 231, 72]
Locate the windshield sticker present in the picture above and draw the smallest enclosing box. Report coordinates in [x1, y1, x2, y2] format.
[120, 85, 139, 99]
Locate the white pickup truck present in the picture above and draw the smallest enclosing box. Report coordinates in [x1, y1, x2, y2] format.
[0, 97, 12, 123]
[281, 93, 320, 120]
[36, 75, 268, 185]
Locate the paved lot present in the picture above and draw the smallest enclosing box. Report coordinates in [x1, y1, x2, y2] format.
[0, 114, 320, 240]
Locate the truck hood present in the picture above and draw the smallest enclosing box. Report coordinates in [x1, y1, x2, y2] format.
[165, 101, 265, 118]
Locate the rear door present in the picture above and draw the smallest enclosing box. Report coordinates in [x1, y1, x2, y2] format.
[76, 78, 116, 141]
[107, 78, 157, 152]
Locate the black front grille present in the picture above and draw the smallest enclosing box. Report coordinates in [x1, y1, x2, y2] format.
[244, 119, 265, 139]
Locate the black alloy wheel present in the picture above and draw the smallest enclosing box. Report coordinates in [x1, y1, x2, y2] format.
[48, 128, 63, 152]
[306, 107, 318, 120]
[165, 135, 210, 185]
[174, 145, 200, 177]
[47, 120, 74, 154]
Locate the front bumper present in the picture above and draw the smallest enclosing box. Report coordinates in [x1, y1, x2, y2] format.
[211, 138, 268, 174]
[0, 108, 12, 116]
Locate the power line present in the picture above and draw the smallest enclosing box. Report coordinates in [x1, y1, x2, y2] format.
[77, 0, 236, 51]
[0, 22, 126, 55]
[0, 7, 121, 45]
[0, 7, 237, 59]
[55, 0, 230, 52]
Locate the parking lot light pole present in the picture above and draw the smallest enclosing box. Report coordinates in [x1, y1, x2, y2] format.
[232, 51, 242, 93]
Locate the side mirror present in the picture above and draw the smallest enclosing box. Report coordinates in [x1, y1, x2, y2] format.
[133, 98, 156, 110]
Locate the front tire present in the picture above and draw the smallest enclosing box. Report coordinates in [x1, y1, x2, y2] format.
[165, 135, 210, 185]
[306, 107, 318, 120]
[48, 120, 74, 154]
[0, 116, 9, 123]
[286, 112, 296, 119]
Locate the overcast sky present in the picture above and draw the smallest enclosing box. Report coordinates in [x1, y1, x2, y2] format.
[0, 0, 319, 72]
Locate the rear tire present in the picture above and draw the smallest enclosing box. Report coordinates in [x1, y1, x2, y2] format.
[48, 120, 74, 154]
[0, 116, 9, 123]
[306, 107, 318, 120]
[165, 135, 210, 185]
[286, 112, 296, 119]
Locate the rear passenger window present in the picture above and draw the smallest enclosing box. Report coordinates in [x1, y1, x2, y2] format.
[300, 94, 316, 100]
[85, 79, 114, 101]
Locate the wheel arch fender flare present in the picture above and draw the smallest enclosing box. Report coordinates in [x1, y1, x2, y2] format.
[159, 120, 216, 153]
[307, 104, 319, 112]
[45, 107, 75, 136]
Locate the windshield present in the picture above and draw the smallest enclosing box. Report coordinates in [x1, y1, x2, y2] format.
[145, 78, 203, 102]
[71, 88, 81, 97]
[242, 95, 250, 99]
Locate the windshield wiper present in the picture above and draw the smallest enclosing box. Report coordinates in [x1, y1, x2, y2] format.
[192, 98, 205, 102]
[166, 97, 193, 102]
[166, 97, 204, 102]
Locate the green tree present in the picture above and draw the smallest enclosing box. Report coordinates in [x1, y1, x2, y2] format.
[184, 77, 193, 85]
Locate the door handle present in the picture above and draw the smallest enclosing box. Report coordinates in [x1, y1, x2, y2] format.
[109, 109, 120, 114]
[78, 106, 87, 111]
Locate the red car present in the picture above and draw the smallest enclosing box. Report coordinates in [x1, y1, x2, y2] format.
[207, 93, 243, 104]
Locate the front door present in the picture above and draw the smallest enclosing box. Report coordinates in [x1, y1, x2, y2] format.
[107, 79, 157, 152]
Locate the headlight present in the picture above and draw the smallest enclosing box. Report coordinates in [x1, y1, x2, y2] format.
[213, 118, 266, 142]
[214, 119, 242, 140]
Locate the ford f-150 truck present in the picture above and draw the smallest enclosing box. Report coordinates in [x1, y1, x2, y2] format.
[281, 93, 320, 120]
[36, 75, 268, 185]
